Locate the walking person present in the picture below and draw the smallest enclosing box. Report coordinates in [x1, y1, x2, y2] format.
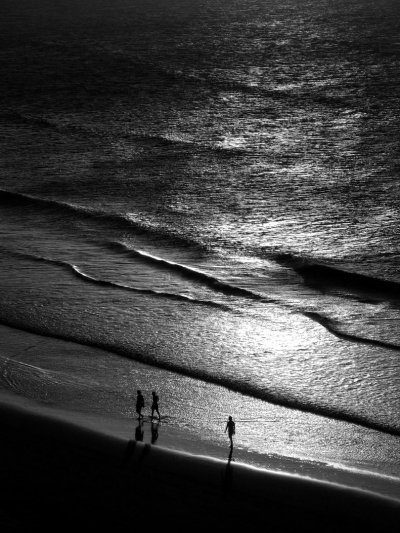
[136, 389, 145, 419]
[225, 415, 235, 448]
[151, 391, 160, 420]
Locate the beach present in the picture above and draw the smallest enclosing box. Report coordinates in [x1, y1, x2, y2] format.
[1, 1, 400, 529]
[1, 395, 399, 532]
[0, 324, 399, 531]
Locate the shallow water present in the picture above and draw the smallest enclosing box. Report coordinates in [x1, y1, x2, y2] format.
[1, 324, 400, 500]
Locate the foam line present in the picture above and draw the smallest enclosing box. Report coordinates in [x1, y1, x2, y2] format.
[108, 241, 277, 302]
[0, 248, 228, 310]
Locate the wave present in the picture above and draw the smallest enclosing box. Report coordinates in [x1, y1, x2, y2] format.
[107, 243, 400, 351]
[2, 189, 399, 351]
[69, 43, 346, 110]
[0, 110, 103, 138]
[106, 241, 275, 302]
[2, 239, 276, 306]
[1, 249, 399, 433]
[299, 264, 400, 298]
[129, 133, 250, 157]
[0, 188, 203, 250]
[1, 109, 251, 158]
[1, 188, 398, 352]
[130, 133, 194, 147]
[0, 109, 124, 139]
[0, 318, 399, 438]
[148, 60, 349, 110]
[0, 188, 275, 304]
[304, 312, 400, 352]
[0, 187, 117, 220]
[0, 249, 228, 310]
[0, 111, 57, 129]
[275, 253, 400, 301]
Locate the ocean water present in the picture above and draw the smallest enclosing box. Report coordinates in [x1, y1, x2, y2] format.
[0, 0, 399, 488]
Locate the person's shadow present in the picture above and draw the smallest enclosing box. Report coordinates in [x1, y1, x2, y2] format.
[135, 420, 144, 442]
[151, 420, 159, 444]
[228, 447, 234, 463]
[223, 447, 234, 496]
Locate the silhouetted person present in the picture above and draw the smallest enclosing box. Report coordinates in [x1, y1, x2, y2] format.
[151, 391, 160, 419]
[136, 389, 145, 419]
[151, 420, 159, 444]
[225, 416, 235, 448]
[135, 420, 144, 442]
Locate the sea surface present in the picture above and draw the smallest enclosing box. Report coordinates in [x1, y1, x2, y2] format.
[0, 0, 399, 490]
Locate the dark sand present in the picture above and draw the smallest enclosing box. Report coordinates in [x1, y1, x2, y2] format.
[0, 400, 398, 532]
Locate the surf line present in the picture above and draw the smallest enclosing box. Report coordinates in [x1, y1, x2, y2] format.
[110, 242, 280, 304]
[304, 311, 400, 352]
[112, 244, 400, 351]
[2, 246, 398, 353]
[0, 320, 399, 439]
[0, 248, 231, 311]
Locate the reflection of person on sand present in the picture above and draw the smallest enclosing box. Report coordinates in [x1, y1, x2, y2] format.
[151, 391, 160, 420]
[225, 416, 235, 448]
[223, 447, 234, 495]
[136, 389, 145, 419]
[227, 446, 233, 463]
[151, 421, 159, 444]
[135, 420, 144, 442]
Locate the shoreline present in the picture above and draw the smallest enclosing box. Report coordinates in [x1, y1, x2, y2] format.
[1, 322, 400, 504]
[0, 395, 399, 531]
